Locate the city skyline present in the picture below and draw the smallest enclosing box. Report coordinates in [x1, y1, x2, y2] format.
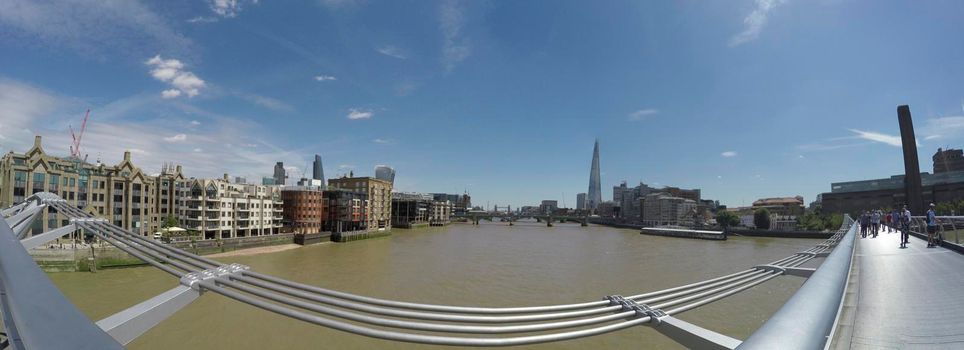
[2, 1, 964, 208]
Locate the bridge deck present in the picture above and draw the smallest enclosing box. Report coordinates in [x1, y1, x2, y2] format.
[841, 228, 964, 349]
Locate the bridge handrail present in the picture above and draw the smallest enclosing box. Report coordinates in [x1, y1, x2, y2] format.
[737, 215, 856, 350]
[0, 208, 123, 349]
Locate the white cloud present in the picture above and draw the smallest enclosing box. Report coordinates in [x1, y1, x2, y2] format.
[190, 120, 201, 126]
[187, 16, 219, 24]
[848, 129, 902, 147]
[210, 0, 241, 17]
[439, 0, 471, 72]
[318, 0, 360, 9]
[628, 109, 659, 121]
[0, 78, 63, 151]
[376, 45, 408, 59]
[193, 148, 203, 153]
[919, 116, 964, 141]
[236, 92, 294, 112]
[0, 0, 194, 59]
[164, 134, 187, 142]
[373, 138, 391, 144]
[729, 0, 785, 47]
[347, 108, 373, 120]
[721, 151, 738, 157]
[146, 55, 206, 98]
[338, 164, 355, 169]
[161, 89, 182, 99]
[314, 75, 337, 81]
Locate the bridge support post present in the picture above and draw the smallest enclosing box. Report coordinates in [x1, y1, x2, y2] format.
[96, 285, 200, 345]
[653, 316, 742, 350]
[20, 223, 76, 250]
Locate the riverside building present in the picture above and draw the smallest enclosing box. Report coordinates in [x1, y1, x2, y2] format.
[281, 186, 324, 234]
[328, 176, 392, 231]
[0, 136, 184, 236]
[178, 174, 283, 240]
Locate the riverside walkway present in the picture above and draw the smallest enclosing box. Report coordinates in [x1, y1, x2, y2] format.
[832, 225, 964, 349]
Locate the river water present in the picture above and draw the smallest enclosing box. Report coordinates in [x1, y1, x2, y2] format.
[48, 221, 821, 349]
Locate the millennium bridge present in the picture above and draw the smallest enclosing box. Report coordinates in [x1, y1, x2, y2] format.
[2, 192, 963, 349]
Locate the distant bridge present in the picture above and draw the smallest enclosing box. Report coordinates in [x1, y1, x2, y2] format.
[453, 212, 590, 226]
[9, 192, 960, 349]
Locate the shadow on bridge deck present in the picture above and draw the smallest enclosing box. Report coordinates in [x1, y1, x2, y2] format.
[832, 228, 964, 349]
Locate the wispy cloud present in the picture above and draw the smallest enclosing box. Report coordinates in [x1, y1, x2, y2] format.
[373, 138, 392, 144]
[0, 0, 194, 59]
[163, 134, 187, 142]
[376, 45, 408, 59]
[347, 108, 373, 120]
[848, 129, 902, 147]
[439, 0, 471, 72]
[919, 116, 964, 141]
[0, 78, 64, 150]
[729, 0, 785, 47]
[187, 16, 219, 24]
[318, 0, 361, 9]
[338, 164, 355, 169]
[146, 55, 206, 98]
[235, 92, 294, 112]
[627, 109, 659, 121]
[314, 75, 337, 81]
[721, 151, 738, 157]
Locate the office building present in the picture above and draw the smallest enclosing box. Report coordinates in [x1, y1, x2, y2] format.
[934, 148, 964, 174]
[540, 200, 559, 214]
[313, 154, 325, 183]
[820, 171, 964, 214]
[642, 193, 698, 227]
[375, 165, 395, 184]
[576, 193, 587, 210]
[273, 162, 287, 186]
[391, 192, 433, 228]
[587, 139, 602, 209]
[329, 176, 393, 231]
[0, 136, 183, 236]
[751, 196, 805, 216]
[430, 200, 452, 226]
[178, 174, 283, 240]
[431, 192, 471, 215]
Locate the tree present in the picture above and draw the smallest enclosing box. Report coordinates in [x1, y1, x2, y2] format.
[161, 214, 178, 229]
[754, 208, 771, 230]
[715, 211, 740, 228]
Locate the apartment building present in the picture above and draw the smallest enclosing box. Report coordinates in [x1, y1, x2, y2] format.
[328, 176, 392, 231]
[178, 175, 283, 240]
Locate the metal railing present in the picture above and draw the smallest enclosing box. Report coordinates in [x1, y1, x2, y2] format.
[737, 215, 856, 350]
[907, 215, 964, 245]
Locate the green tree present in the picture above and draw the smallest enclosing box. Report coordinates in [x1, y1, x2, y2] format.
[161, 214, 178, 228]
[754, 208, 771, 230]
[715, 211, 740, 228]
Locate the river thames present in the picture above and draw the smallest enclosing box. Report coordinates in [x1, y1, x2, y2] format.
[49, 222, 821, 349]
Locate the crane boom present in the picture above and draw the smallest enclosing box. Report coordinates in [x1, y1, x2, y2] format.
[69, 109, 90, 158]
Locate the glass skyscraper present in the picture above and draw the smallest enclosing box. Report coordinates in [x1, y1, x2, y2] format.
[587, 140, 602, 209]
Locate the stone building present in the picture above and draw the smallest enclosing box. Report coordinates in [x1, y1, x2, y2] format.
[0, 136, 184, 237]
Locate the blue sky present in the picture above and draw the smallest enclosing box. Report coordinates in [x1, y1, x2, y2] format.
[1, 0, 963, 209]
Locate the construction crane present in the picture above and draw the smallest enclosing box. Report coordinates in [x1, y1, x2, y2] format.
[68, 110, 91, 182]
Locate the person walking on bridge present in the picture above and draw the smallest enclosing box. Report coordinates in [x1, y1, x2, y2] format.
[891, 209, 900, 233]
[885, 211, 893, 233]
[871, 210, 881, 238]
[900, 205, 912, 248]
[927, 203, 938, 248]
[860, 212, 869, 238]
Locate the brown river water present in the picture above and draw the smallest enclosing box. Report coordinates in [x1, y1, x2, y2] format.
[48, 221, 821, 349]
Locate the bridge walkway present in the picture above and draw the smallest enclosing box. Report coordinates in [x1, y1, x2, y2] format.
[834, 227, 964, 349]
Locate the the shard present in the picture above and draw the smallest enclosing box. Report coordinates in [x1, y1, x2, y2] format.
[587, 139, 602, 210]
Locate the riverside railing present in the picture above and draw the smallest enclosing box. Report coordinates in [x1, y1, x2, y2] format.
[737, 215, 856, 350]
[4, 192, 854, 349]
[909, 215, 964, 246]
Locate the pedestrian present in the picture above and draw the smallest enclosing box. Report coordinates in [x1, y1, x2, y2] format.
[885, 211, 893, 233]
[927, 203, 938, 248]
[900, 205, 912, 248]
[891, 209, 900, 233]
[860, 211, 869, 238]
[871, 210, 881, 238]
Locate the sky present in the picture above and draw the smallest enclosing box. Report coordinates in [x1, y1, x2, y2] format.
[1, 0, 963, 209]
